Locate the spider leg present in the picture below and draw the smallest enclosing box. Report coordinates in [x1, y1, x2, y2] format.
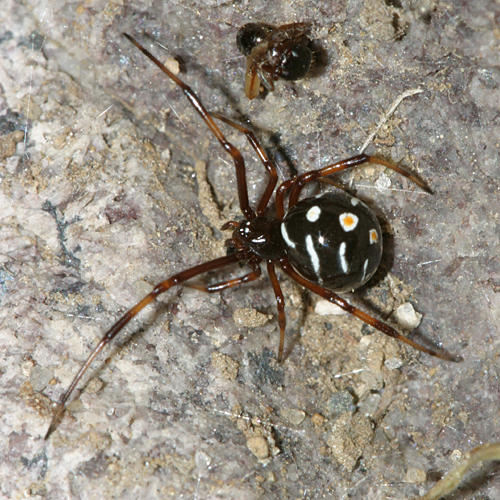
[275, 177, 295, 219]
[44, 252, 246, 439]
[123, 33, 255, 220]
[277, 175, 346, 212]
[267, 262, 286, 362]
[280, 258, 461, 362]
[185, 263, 262, 292]
[210, 112, 278, 215]
[286, 154, 432, 208]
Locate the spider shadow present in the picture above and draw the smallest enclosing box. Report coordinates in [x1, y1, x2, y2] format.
[281, 286, 311, 361]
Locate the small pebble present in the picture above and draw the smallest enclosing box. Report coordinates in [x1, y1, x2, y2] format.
[404, 466, 426, 483]
[358, 393, 381, 418]
[375, 172, 392, 190]
[164, 56, 180, 75]
[311, 413, 326, 427]
[327, 391, 356, 417]
[450, 449, 463, 463]
[281, 407, 306, 425]
[247, 436, 269, 459]
[314, 299, 347, 315]
[233, 308, 271, 327]
[393, 302, 422, 329]
[30, 366, 53, 392]
[211, 352, 239, 380]
[384, 357, 404, 370]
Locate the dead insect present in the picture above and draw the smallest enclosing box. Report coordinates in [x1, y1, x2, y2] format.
[236, 22, 315, 99]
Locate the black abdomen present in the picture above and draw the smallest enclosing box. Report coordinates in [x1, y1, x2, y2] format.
[281, 193, 383, 292]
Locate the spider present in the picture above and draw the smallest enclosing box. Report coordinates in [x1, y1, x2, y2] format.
[236, 22, 315, 99]
[44, 32, 460, 439]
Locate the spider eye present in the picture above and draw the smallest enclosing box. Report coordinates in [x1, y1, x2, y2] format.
[236, 23, 273, 55]
[280, 44, 312, 80]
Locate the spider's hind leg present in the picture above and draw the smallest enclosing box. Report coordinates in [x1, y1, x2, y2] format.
[280, 258, 461, 362]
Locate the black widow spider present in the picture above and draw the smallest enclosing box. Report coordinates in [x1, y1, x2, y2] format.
[44, 32, 460, 439]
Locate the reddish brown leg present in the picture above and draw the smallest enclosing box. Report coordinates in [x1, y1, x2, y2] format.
[210, 112, 279, 215]
[280, 258, 461, 362]
[275, 156, 377, 219]
[123, 33, 255, 220]
[44, 252, 245, 439]
[185, 265, 262, 292]
[267, 262, 286, 362]
[287, 154, 432, 208]
[275, 177, 295, 219]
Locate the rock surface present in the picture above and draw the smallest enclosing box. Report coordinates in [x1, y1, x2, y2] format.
[1, 1, 498, 498]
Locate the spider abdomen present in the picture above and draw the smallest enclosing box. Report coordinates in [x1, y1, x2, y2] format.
[281, 192, 383, 292]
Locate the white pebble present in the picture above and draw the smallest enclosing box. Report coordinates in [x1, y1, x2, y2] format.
[393, 302, 422, 329]
[314, 299, 348, 316]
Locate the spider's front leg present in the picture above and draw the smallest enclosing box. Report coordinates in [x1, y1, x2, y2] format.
[210, 113, 279, 215]
[185, 259, 262, 292]
[44, 252, 246, 439]
[123, 33, 254, 220]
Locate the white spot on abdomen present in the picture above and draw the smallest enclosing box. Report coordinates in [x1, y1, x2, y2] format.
[305, 234, 320, 276]
[351, 198, 360, 206]
[339, 241, 348, 273]
[281, 223, 296, 249]
[306, 205, 321, 222]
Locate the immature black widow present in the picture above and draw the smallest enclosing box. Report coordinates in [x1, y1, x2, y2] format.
[44, 32, 460, 439]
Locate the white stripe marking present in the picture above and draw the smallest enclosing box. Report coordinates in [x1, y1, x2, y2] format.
[361, 258, 369, 283]
[339, 241, 348, 273]
[351, 197, 360, 206]
[306, 234, 320, 276]
[281, 223, 296, 249]
[306, 205, 321, 222]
